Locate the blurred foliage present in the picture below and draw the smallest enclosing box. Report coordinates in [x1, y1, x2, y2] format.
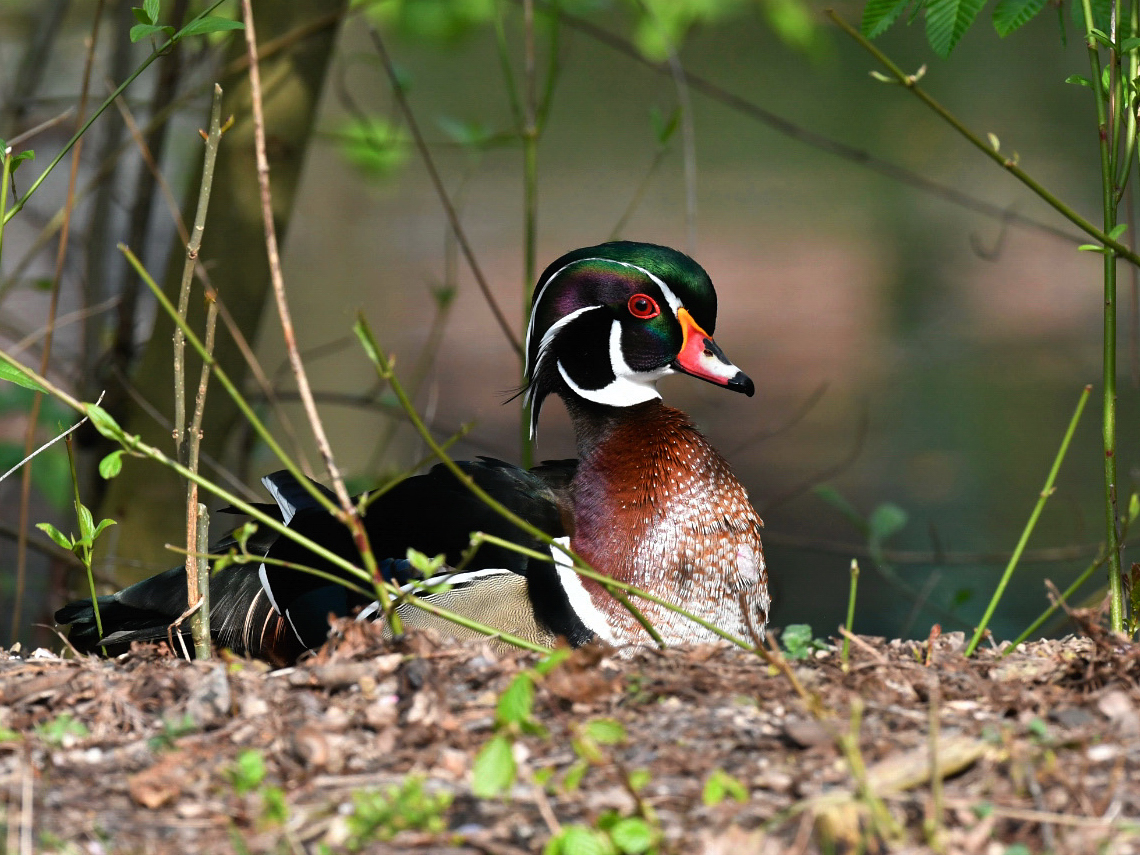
[0, 387, 74, 510]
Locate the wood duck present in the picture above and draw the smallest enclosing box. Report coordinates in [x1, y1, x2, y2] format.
[55, 241, 769, 664]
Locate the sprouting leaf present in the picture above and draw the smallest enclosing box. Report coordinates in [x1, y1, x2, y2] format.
[85, 404, 123, 440]
[1064, 74, 1094, 88]
[702, 768, 749, 806]
[0, 361, 46, 392]
[868, 502, 908, 544]
[925, 0, 987, 56]
[9, 149, 34, 173]
[583, 719, 626, 746]
[987, 132, 1000, 151]
[472, 733, 515, 797]
[781, 623, 819, 660]
[1109, 223, 1128, 239]
[77, 503, 95, 544]
[36, 522, 73, 550]
[130, 23, 175, 43]
[1078, 243, 1106, 252]
[861, 0, 912, 38]
[176, 16, 245, 39]
[1129, 492, 1139, 524]
[496, 674, 535, 726]
[337, 117, 409, 180]
[608, 817, 654, 854]
[99, 450, 124, 479]
[405, 548, 446, 577]
[992, 0, 1046, 36]
[92, 518, 117, 541]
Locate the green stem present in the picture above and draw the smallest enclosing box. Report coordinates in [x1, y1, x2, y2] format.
[1004, 548, 1108, 653]
[828, 11, 1140, 267]
[842, 558, 859, 669]
[0, 149, 10, 261]
[965, 385, 1092, 656]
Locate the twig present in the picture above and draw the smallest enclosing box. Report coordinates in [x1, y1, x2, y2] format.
[0, 393, 103, 486]
[367, 26, 522, 357]
[966, 384, 1093, 655]
[841, 559, 859, 670]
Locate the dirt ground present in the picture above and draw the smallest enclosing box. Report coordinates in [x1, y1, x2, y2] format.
[1, 622, 1138, 855]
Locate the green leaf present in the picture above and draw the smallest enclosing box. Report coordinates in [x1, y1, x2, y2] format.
[562, 758, 589, 792]
[0, 361, 46, 392]
[609, 817, 654, 855]
[862, 0, 912, 38]
[9, 149, 34, 172]
[406, 548, 446, 576]
[583, 718, 626, 745]
[558, 825, 616, 855]
[627, 768, 651, 792]
[132, 6, 154, 25]
[77, 503, 95, 544]
[1129, 492, 1139, 524]
[868, 503, 908, 544]
[91, 518, 117, 541]
[781, 623, 814, 660]
[1109, 223, 1128, 239]
[993, 0, 1046, 35]
[813, 485, 867, 534]
[129, 23, 175, 43]
[85, 404, 123, 440]
[436, 116, 492, 148]
[337, 117, 409, 180]
[144, 0, 160, 24]
[702, 768, 749, 806]
[36, 522, 73, 550]
[229, 749, 267, 794]
[1078, 243, 1106, 252]
[925, 0, 987, 56]
[176, 16, 245, 39]
[496, 674, 535, 726]
[99, 450, 124, 479]
[1088, 27, 1113, 47]
[1064, 74, 1094, 87]
[533, 647, 571, 676]
[649, 106, 680, 146]
[1121, 36, 1140, 52]
[472, 733, 515, 797]
[1072, 0, 1112, 32]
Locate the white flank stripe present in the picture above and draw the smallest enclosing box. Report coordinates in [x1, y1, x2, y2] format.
[258, 563, 283, 617]
[550, 538, 616, 643]
[262, 475, 298, 525]
[283, 608, 306, 646]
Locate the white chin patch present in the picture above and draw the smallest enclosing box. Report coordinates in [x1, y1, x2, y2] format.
[557, 319, 670, 408]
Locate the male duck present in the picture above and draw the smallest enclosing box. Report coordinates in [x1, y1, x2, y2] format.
[56, 242, 770, 664]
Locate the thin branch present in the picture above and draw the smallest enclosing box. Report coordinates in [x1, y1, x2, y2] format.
[367, 26, 522, 356]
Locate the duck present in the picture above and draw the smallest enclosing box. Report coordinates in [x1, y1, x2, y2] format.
[55, 241, 770, 664]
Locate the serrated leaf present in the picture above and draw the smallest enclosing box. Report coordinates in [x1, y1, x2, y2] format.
[177, 16, 245, 39]
[925, 0, 987, 56]
[472, 733, 515, 797]
[993, 0, 1046, 35]
[862, 0, 912, 38]
[496, 674, 534, 726]
[144, 0, 160, 24]
[609, 817, 653, 855]
[584, 718, 626, 745]
[36, 522, 72, 550]
[868, 502, 908, 543]
[0, 361, 46, 392]
[99, 450, 124, 479]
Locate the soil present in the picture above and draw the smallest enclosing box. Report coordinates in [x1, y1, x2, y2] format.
[1, 622, 1138, 855]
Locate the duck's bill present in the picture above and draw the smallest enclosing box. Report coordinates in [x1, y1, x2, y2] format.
[671, 308, 755, 397]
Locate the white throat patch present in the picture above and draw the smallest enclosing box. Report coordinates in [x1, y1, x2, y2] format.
[555, 318, 670, 408]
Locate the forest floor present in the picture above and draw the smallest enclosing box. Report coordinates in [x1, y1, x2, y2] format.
[0, 621, 1138, 855]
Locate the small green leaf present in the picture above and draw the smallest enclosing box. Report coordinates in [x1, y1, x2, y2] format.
[782, 623, 815, 660]
[702, 768, 749, 806]
[558, 825, 616, 855]
[972, 801, 994, 818]
[36, 522, 73, 550]
[562, 758, 589, 792]
[129, 23, 175, 43]
[228, 749, 267, 794]
[9, 149, 34, 172]
[583, 718, 626, 745]
[925, 0, 987, 56]
[868, 503, 908, 544]
[176, 16, 245, 39]
[91, 518, 117, 541]
[1027, 717, 1048, 739]
[627, 768, 651, 792]
[77, 503, 95, 544]
[143, 0, 160, 24]
[1129, 492, 1139, 524]
[1078, 243, 1106, 252]
[85, 404, 123, 440]
[1088, 27, 1113, 47]
[132, 6, 154, 25]
[992, 0, 1046, 35]
[337, 117, 409, 180]
[496, 674, 535, 726]
[1121, 36, 1140, 52]
[1065, 74, 1094, 87]
[609, 817, 654, 854]
[649, 106, 680, 146]
[0, 361, 47, 392]
[99, 450, 124, 479]
[987, 132, 1000, 151]
[861, 0, 912, 38]
[533, 647, 571, 676]
[472, 733, 515, 797]
[405, 548, 446, 576]
[1109, 223, 1128, 239]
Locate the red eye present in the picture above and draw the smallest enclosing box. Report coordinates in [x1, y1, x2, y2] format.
[627, 293, 660, 319]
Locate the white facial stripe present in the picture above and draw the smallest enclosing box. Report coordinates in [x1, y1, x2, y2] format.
[525, 305, 601, 409]
[550, 538, 616, 643]
[525, 256, 684, 362]
[557, 360, 666, 408]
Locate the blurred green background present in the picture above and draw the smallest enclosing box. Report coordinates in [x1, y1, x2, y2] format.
[0, 0, 1129, 648]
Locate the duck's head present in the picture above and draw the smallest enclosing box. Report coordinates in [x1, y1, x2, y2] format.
[524, 241, 754, 436]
